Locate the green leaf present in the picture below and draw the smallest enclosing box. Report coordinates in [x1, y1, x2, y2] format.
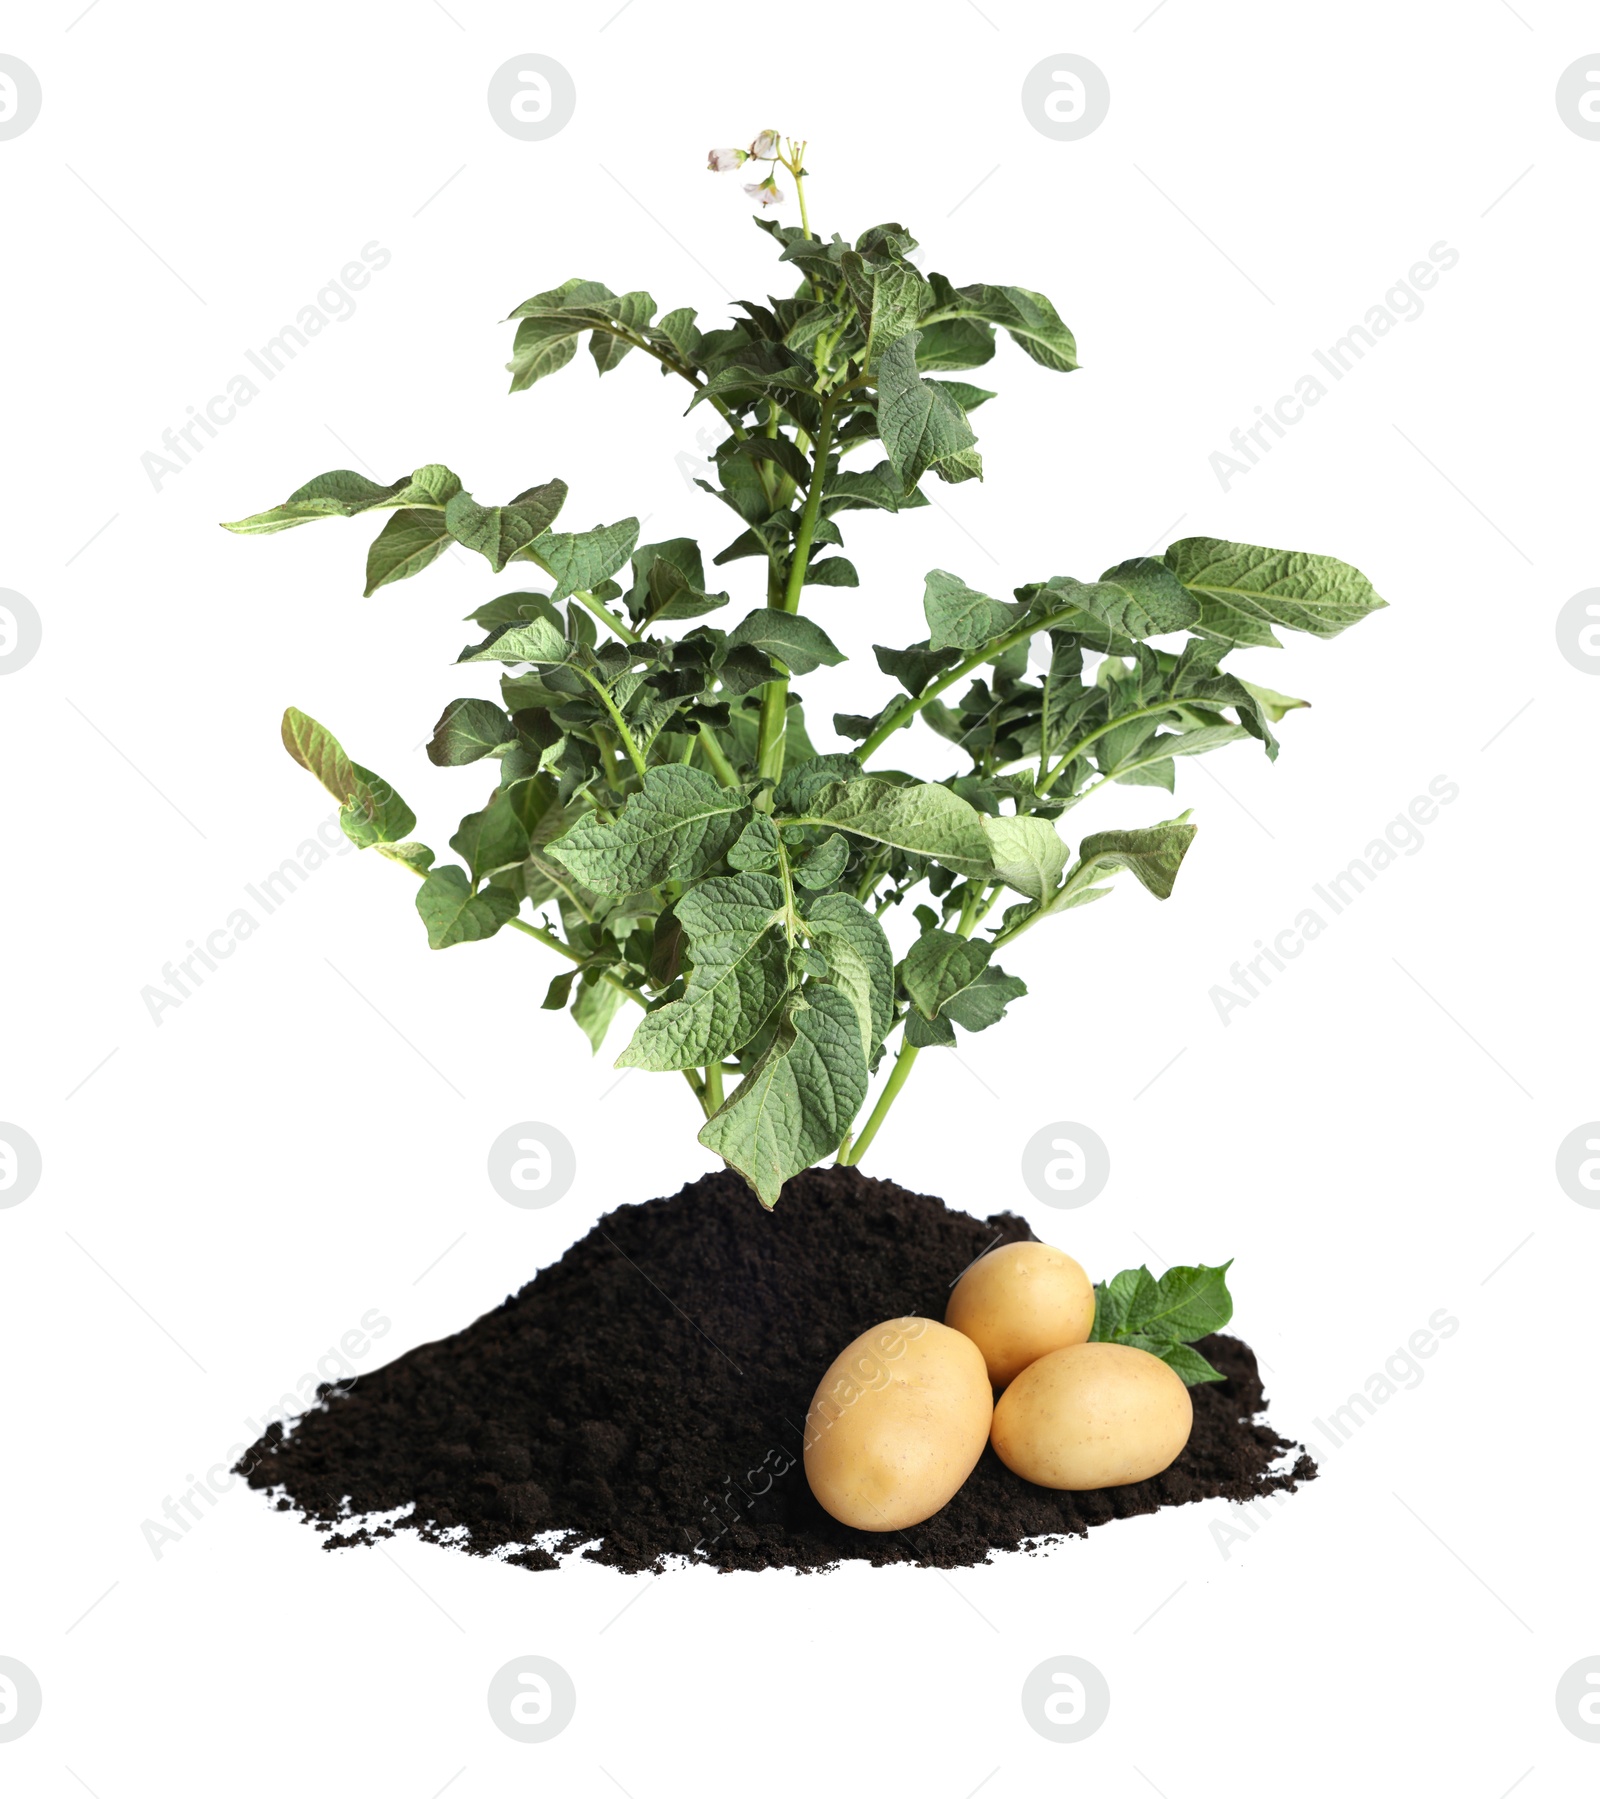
[457, 601, 570, 667]
[625, 539, 729, 625]
[727, 814, 781, 871]
[983, 814, 1068, 900]
[518, 518, 641, 601]
[427, 698, 517, 766]
[901, 929, 991, 1020]
[444, 480, 568, 573]
[875, 333, 982, 489]
[1143, 1340, 1226, 1385]
[281, 706, 357, 800]
[940, 965, 1026, 1034]
[280, 709, 420, 849]
[1075, 818, 1197, 900]
[803, 892, 895, 1063]
[697, 985, 869, 1207]
[795, 777, 992, 877]
[617, 872, 789, 1071]
[904, 1010, 957, 1048]
[909, 316, 996, 371]
[415, 864, 519, 948]
[1164, 537, 1387, 647]
[449, 783, 540, 883]
[1087, 1261, 1234, 1385]
[726, 607, 846, 676]
[841, 250, 931, 370]
[924, 277, 1078, 373]
[873, 639, 961, 697]
[586, 290, 656, 374]
[1240, 678, 1310, 723]
[923, 569, 1027, 652]
[1087, 558, 1205, 637]
[793, 832, 849, 889]
[930, 380, 997, 412]
[547, 765, 747, 893]
[824, 461, 929, 514]
[572, 971, 628, 1052]
[222, 469, 405, 535]
[365, 509, 453, 595]
[802, 557, 859, 588]
[376, 841, 435, 875]
[341, 762, 416, 849]
[773, 753, 863, 815]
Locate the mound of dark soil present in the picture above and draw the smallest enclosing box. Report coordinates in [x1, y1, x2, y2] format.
[238, 1165, 1313, 1572]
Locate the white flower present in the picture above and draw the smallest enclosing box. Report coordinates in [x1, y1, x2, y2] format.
[707, 147, 747, 173]
[749, 129, 780, 160]
[744, 177, 785, 209]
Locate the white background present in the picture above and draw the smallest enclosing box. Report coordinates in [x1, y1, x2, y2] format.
[2, 2, 1595, 1793]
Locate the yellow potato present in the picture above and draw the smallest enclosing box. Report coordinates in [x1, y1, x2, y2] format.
[803, 1317, 992, 1531]
[991, 1341, 1193, 1490]
[945, 1239, 1095, 1388]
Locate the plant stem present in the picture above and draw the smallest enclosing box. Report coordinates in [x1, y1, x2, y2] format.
[571, 587, 640, 644]
[696, 724, 739, 787]
[755, 391, 840, 782]
[579, 669, 649, 779]
[855, 602, 1091, 763]
[837, 1037, 919, 1167]
[702, 1061, 724, 1111]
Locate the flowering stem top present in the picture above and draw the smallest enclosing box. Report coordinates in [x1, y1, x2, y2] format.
[708, 130, 812, 236]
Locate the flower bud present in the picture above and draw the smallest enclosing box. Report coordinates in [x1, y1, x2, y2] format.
[707, 147, 747, 173]
[744, 177, 786, 209]
[749, 129, 780, 160]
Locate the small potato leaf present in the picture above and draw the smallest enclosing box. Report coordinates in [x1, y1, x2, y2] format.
[904, 1010, 957, 1048]
[444, 480, 568, 573]
[281, 706, 357, 801]
[923, 276, 1078, 374]
[280, 708, 417, 848]
[365, 509, 453, 595]
[773, 753, 864, 815]
[449, 784, 539, 884]
[518, 517, 641, 601]
[1241, 678, 1310, 723]
[803, 892, 895, 1063]
[223, 469, 406, 535]
[616, 872, 788, 1071]
[982, 814, 1068, 900]
[342, 762, 416, 849]
[1075, 818, 1197, 900]
[626, 539, 729, 625]
[416, 864, 519, 948]
[873, 639, 961, 697]
[1164, 537, 1387, 648]
[923, 569, 1028, 652]
[223, 465, 463, 537]
[901, 929, 991, 1021]
[940, 964, 1026, 1033]
[793, 832, 849, 890]
[572, 971, 627, 1051]
[428, 698, 517, 766]
[1141, 1341, 1226, 1385]
[457, 602, 570, 667]
[875, 333, 982, 489]
[727, 814, 781, 871]
[547, 765, 747, 893]
[726, 608, 846, 676]
[793, 777, 992, 877]
[697, 984, 869, 1207]
[802, 557, 859, 588]
[909, 316, 996, 371]
[1088, 1260, 1234, 1385]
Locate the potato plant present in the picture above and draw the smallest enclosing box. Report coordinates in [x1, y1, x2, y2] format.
[226, 135, 1385, 1205]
